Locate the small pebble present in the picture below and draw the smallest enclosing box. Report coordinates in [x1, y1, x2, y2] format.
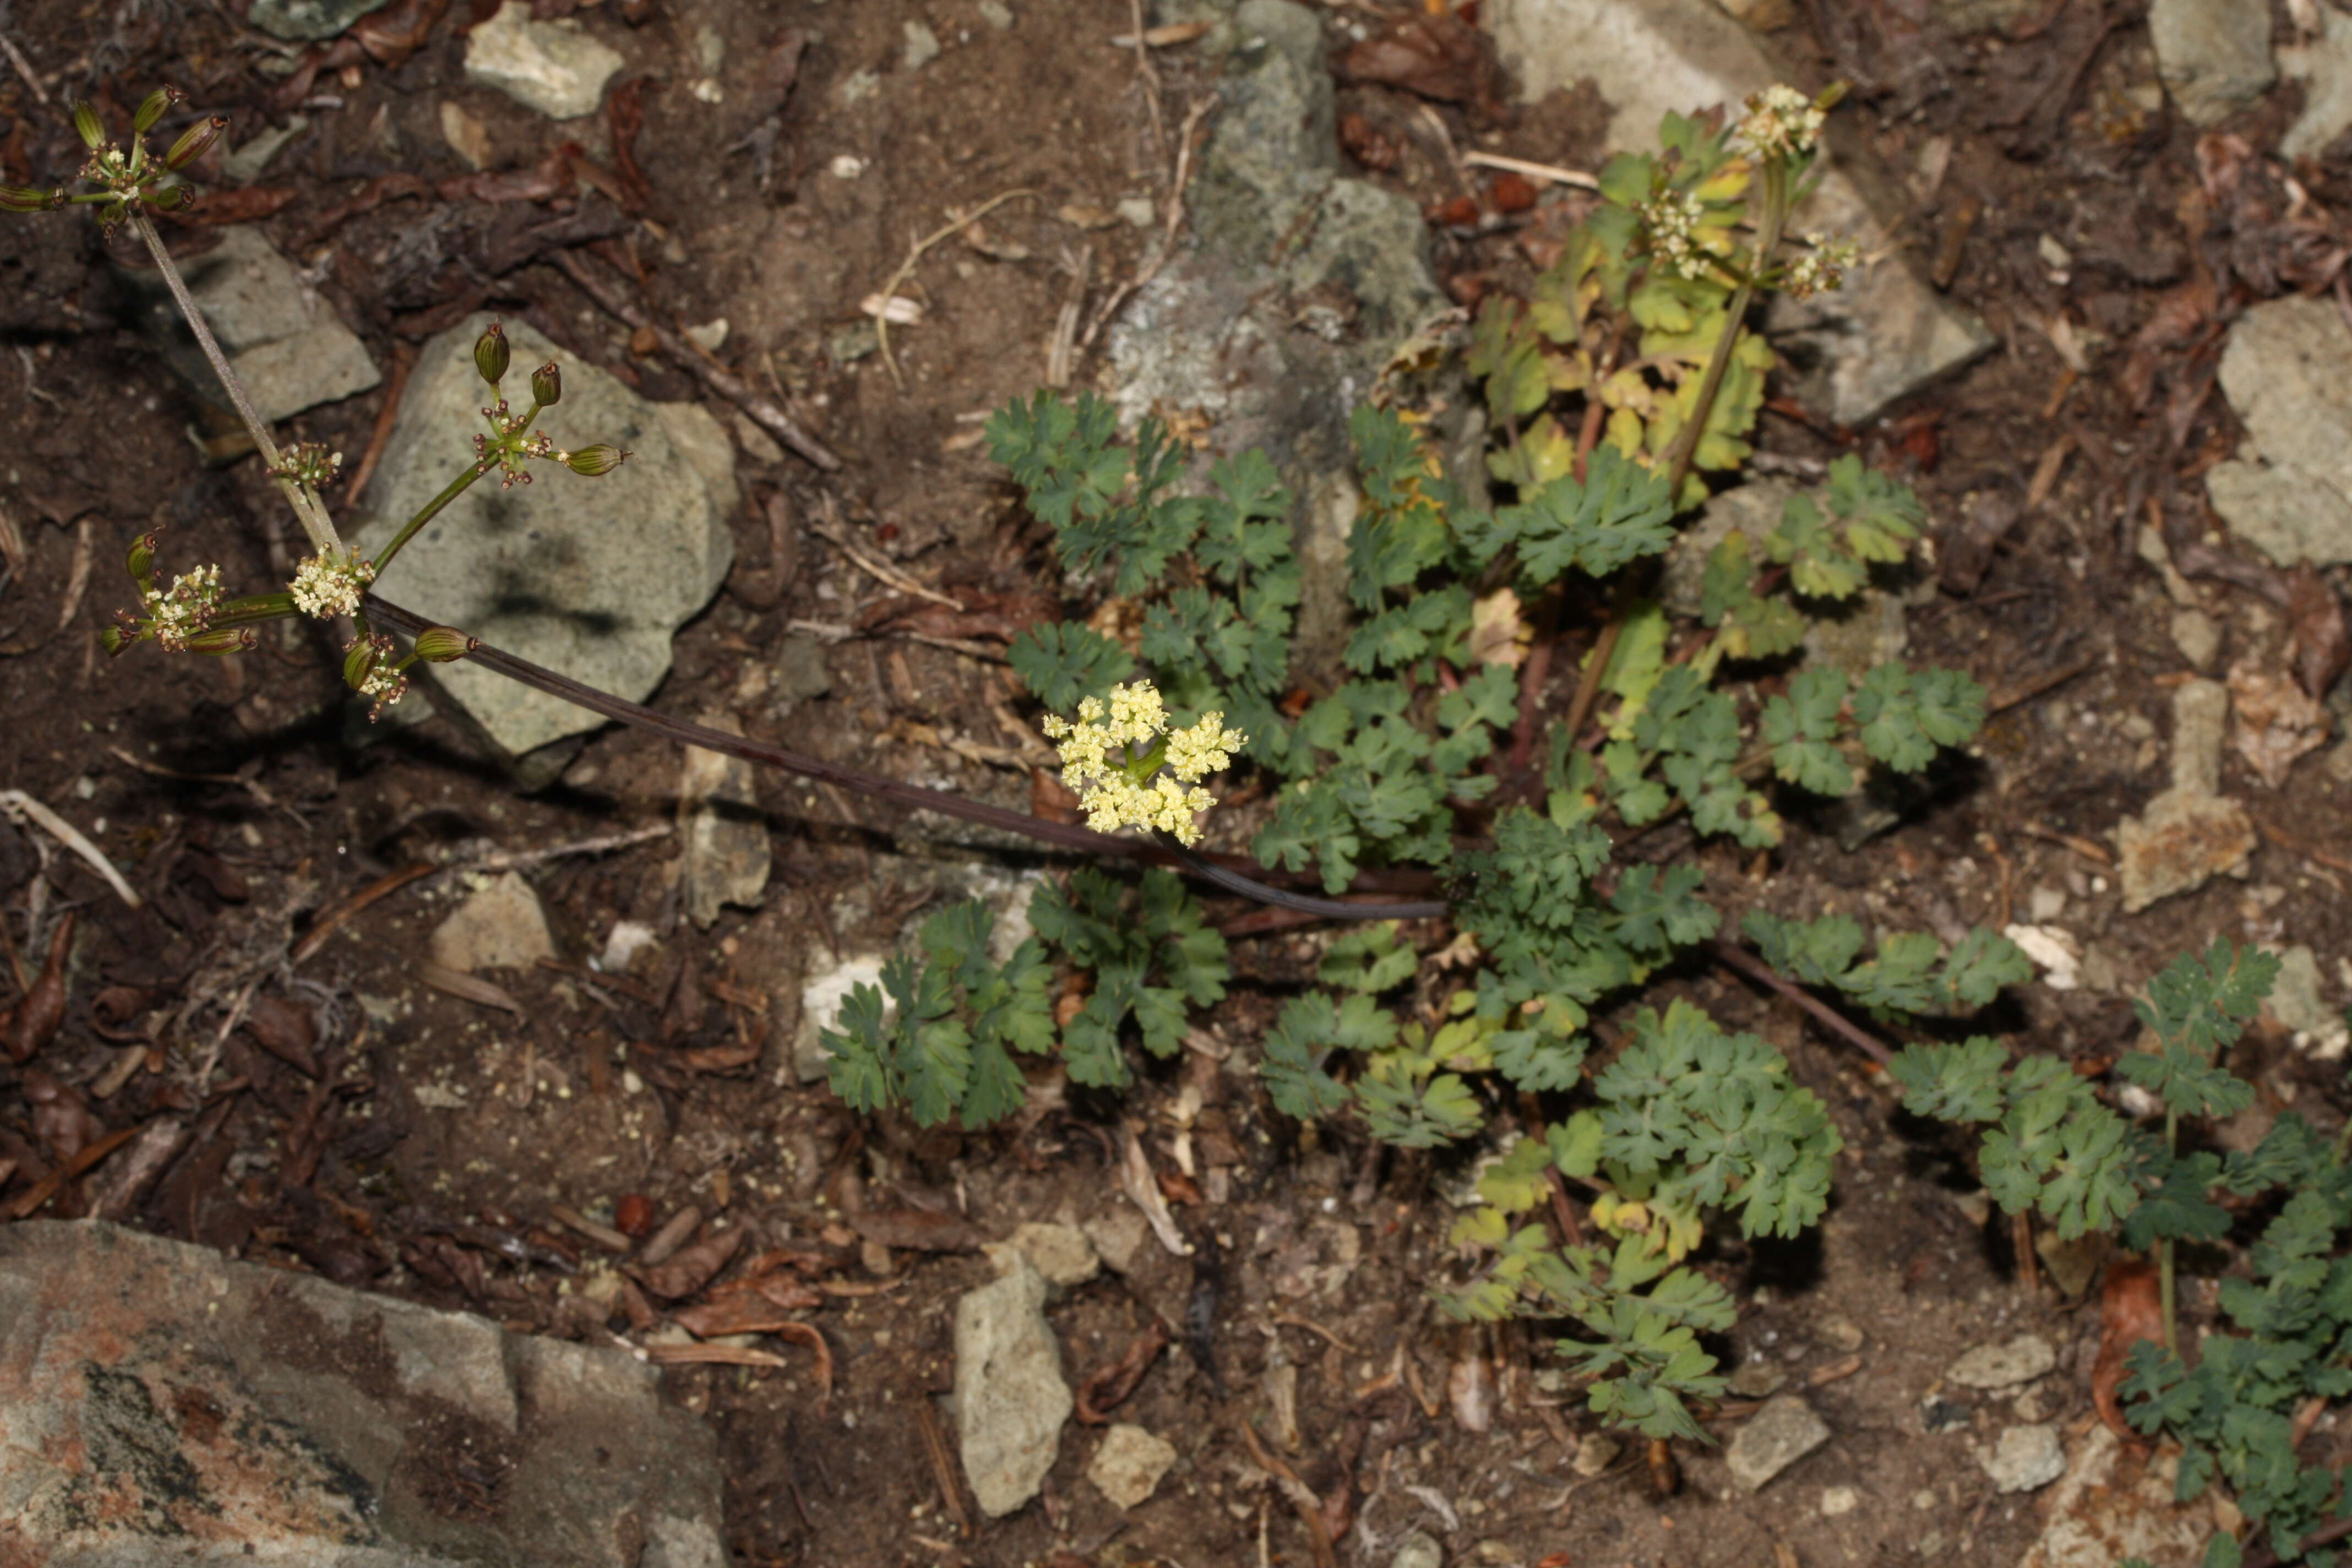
[1821, 1485, 1859, 1517]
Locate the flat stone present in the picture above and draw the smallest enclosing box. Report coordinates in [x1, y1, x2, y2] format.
[954, 1254, 1071, 1517]
[1726, 1357, 1788, 1398]
[1726, 1394, 1831, 1493]
[2148, 0, 2277, 127]
[465, 0, 625, 120]
[678, 712, 770, 929]
[1390, 1531, 1445, 1568]
[1984, 1424, 2068, 1494]
[1087, 1423, 1177, 1509]
[2209, 294, 2352, 567]
[1816, 1313, 1866, 1353]
[248, 0, 390, 40]
[2266, 944, 2349, 1059]
[2282, 13, 2352, 162]
[903, 18, 942, 70]
[2168, 607, 2220, 672]
[220, 114, 309, 182]
[1082, 1207, 1150, 1275]
[2019, 1424, 2209, 1568]
[1946, 1333, 2056, 1390]
[157, 226, 380, 423]
[1821, 1484, 1860, 1516]
[428, 869, 556, 972]
[352, 314, 735, 760]
[1571, 1432, 1622, 1477]
[0, 1220, 723, 1566]
[1483, 0, 1992, 424]
[1009, 1222, 1100, 1287]
[2115, 789, 2255, 913]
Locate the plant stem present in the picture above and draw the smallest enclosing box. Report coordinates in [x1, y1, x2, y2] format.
[2160, 1106, 2179, 1356]
[129, 210, 341, 556]
[1658, 160, 1792, 498]
[372, 462, 487, 576]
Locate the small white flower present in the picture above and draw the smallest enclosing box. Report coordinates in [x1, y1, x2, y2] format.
[1737, 84, 1825, 160]
[289, 551, 377, 619]
[1638, 189, 1713, 280]
[1784, 233, 1859, 300]
[1042, 679, 1243, 843]
[145, 563, 224, 652]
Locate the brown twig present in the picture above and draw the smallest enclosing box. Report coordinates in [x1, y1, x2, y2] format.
[291, 863, 435, 965]
[868, 188, 1039, 388]
[1985, 653, 2095, 716]
[548, 248, 840, 470]
[1711, 938, 1894, 1065]
[2253, 812, 2352, 878]
[4, 1120, 145, 1220]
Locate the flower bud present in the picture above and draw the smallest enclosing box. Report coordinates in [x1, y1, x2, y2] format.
[163, 116, 225, 172]
[100, 625, 139, 657]
[562, 444, 629, 476]
[342, 637, 380, 689]
[126, 531, 158, 586]
[185, 628, 257, 655]
[412, 626, 478, 662]
[133, 87, 179, 135]
[474, 320, 510, 386]
[530, 361, 560, 406]
[143, 182, 196, 213]
[72, 100, 105, 151]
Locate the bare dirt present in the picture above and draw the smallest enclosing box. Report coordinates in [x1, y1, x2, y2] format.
[2, 1, 2348, 1565]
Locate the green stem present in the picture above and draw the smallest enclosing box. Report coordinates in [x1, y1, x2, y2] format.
[2160, 1106, 2180, 1357]
[207, 591, 298, 628]
[372, 462, 488, 577]
[1658, 159, 1792, 498]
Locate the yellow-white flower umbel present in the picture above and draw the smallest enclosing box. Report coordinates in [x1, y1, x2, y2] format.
[1784, 233, 1859, 300]
[1637, 189, 1711, 280]
[290, 551, 377, 619]
[1041, 679, 1246, 846]
[145, 563, 224, 652]
[1736, 85, 1826, 161]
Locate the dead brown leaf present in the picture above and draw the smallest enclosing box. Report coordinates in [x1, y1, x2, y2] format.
[2, 912, 72, 1064]
[177, 187, 302, 226]
[1075, 1319, 1169, 1424]
[607, 77, 658, 215]
[2287, 564, 2350, 700]
[417, 961, 524, 1017]
[631, 1224, 748, 1299]
[243, 993, 320, 1078]
[671, 1297, 809, 1337]
[2093, 1259, 2164, 1439]
[1333, 12, 1499, 108]
[850, 1208, 982, 1253]
[2228, 659, 2330, 790]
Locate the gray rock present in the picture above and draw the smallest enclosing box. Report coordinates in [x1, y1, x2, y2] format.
[903, 18, 943, 70]
[1946, 1333, 2056, 1390]
[220, 114, 309, 182]
[1009, 1221, 1100, 1287]
[1984, 1425, 2067, 1494]
[1726, 1357, 1788, 1398]
[1726, 1393, 1831, 1492]
[428, 869, 557, 971]
[1662, 481, 1793, 617]
[2148, 0, 2277, 127]
[0, 1219, 722, 1567]
[2115, 678, 2254, 913]
[1483, 0, 1992, 425]
[1816, 1313, 1866, 1353]
[156, 226, 380, 424]
[2209, 294, 2352, 567]
[678, 712, 770, 929]
[248, 0, 390, 40]
[955, 1254, 1071, 1517]
[1108, 0, 1442, 682]
[2266, 944, 2349, 1059]
[772, 635, 834, 719]
[465, 0, 625, 120]
[352, 314, 735, 760]
[978, 0, 1014, 28]
[1087, 1423, 1177, 1509]
[2018, 1425, 2208, 1568]
[794, 952, 887, 1082]
[2169, 607, 2220, 672]
[1803, 588, 1909, 683]
[1390, 1530, 1445, 1568]
[1084, 1207, 1150, 1275]
[2281, 15, 2352, 162]
[1571, 1433, 1621, 1476]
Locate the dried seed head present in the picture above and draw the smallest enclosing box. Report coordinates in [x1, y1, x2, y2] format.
[562, 444, 630, 476]
[163, 116, 225, 172]
[72, 100, 106, 151]
[412, 626, 478, 663]
[530, 361, 561, 407]
[474, 320, 510, 386]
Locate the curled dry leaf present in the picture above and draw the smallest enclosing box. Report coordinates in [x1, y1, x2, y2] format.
[630, 1223, 747, 1299]
[243, 994, 320, 1079]
[2093, 1259, 2164, 1439]
[1075, 1318, 1169, 1424]
[1447, 1346, 1495, 1433]
[1469, 586, 1529, 667]
[2, 911, 72, 1064]
[2286, 564, 2350, 700]
[1339, 111, 1402, 173]
[2226, 659, 2330, 790]
[22, 1067, 100, 1162]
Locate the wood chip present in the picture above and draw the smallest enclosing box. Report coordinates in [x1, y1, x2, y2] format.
[416, 960, 524, 1016]
[1118, 1120, 1191, 1256]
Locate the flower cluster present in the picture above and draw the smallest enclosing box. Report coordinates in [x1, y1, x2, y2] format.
[1637, 189, 1713, 280]
[271, 442, 342, 491]
[289, 551, 376, 619]
[1783, 233, 1859, 300]
[1041, 680, 1245, 847]
[146, 563, 224, 651]
[1736, 85, 1826, 161]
